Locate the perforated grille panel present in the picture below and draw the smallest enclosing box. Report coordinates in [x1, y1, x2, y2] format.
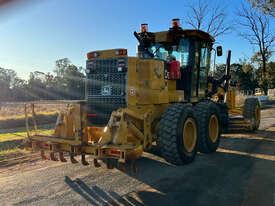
[87, 73, 126, 96]
[86, 58, 127, 126]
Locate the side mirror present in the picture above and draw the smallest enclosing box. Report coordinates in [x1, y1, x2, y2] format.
[217, 46, 223, 56]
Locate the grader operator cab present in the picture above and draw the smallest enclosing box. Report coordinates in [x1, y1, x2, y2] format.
[25, 19, 261, 171]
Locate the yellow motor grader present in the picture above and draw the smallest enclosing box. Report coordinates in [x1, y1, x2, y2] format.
[25, 19, 261, 172]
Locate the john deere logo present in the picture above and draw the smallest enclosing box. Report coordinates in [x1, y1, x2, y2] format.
[129, 87, 135, 96]
[101, 85, 112, 96]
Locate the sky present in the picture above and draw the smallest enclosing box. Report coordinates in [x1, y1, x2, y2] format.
[0, 0, 274, 79]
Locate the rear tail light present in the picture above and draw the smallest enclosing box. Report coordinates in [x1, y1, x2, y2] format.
[87, 52, 99, 59]
[115, 49, 127, 56]
[141, 23, 148, 32]
[110, 150, 121, 155]
[118, 58, 126, 71]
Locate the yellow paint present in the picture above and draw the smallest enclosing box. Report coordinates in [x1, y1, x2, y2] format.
[209, 114, 219, 143]
[25, 29, 262, 166]
[183, 118, 197, 152]
[87, 49, 127, 59]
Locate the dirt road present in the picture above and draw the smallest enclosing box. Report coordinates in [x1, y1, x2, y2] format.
[0, 106, 275, 206]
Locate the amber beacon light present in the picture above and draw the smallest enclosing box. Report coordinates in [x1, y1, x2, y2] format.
[172, 18, 180, 27]
[141, 23, 148, 32]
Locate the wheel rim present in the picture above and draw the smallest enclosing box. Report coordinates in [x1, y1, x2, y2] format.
[209, 114, 219, 143]
[183, 118, 197, 152]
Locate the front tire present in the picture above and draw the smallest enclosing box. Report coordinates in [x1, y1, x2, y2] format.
[243, 98, 261, 131]
[158, 104, 198, 165]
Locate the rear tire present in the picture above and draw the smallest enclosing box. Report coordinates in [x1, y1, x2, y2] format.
[216, 103, 229, 130]
[194, 102, 222, 153]
[243, 98, 261, 131]
[158, 104, 198, 165]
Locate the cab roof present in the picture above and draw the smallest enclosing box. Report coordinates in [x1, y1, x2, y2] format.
[149, 28, 215, 43]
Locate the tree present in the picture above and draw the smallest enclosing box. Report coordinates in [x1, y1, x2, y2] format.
[266, 61, 275, 88]
[215, 60, 258, 92]
[10, 76, 28, 100]
[0, 67, 19, 101]
[249, 0, 275, 17]
[54, 58, 71, 77]
[233, 61, 258, 91]
[28, 71, 47, 100]
[54, 58, 85, 100]
[237, 3, 274, 94]
[0, 67, 29, 101]
[0, 67, 12, 101]
[256, 61, 275, 89]
[0, 58, 85, 101]
[251, 50, 272, 65]
[185, 0, 231, 38]
[251, 50, 272, 91]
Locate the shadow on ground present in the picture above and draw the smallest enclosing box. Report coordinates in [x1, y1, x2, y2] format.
[64, 128, 275, 206]
[63, 105, 275, 205]
[65, 176, 144, 206]
[221, 130, 275, 157]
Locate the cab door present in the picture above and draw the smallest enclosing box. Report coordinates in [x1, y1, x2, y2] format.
[192, 40, 210, 99]
[198, 42, 210, 98]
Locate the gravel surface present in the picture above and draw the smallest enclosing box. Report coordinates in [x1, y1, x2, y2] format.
[0, 106, 275, 206]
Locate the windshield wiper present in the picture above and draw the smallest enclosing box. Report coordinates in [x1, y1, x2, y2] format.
[153, 45, 162, 57]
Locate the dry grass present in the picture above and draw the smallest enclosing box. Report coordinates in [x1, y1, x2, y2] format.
[0, 114, 58, 130]
[0, 124, 55, 161]
[0, 103, 66, 129]
[0, 103, 65, 162]
[0, 124, 55, 142]
[0, 103, 65, 120]
[0, 148, 29, 159]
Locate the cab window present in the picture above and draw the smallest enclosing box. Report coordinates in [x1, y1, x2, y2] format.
[149, 38, 191, 66]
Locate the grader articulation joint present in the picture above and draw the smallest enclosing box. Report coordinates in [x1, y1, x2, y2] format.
[25, 19, 261, 172]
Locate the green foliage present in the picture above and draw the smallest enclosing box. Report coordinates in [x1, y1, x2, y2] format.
[215, 60, 258, 92]
[0, 58, 85, 101]
[216, 54, 274, 93]
[53, 59, 85, 99]
[0, 68, 28, 101]
[251, 51, 274, 93]
[267, 62, 275, 88]
[251, 51, 272, 66]
[257, 61, 275, 89]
